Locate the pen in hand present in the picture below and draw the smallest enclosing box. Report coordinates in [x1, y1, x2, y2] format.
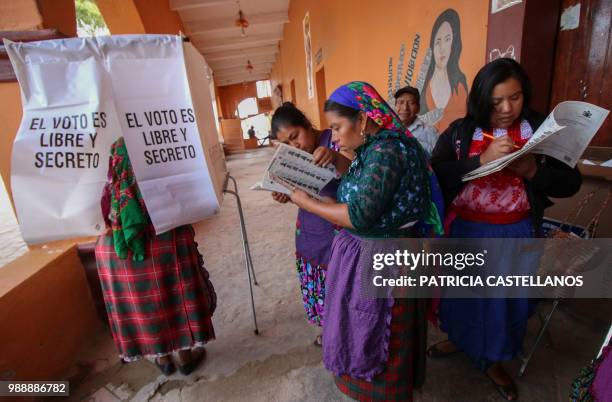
[482, 133, 521, 149]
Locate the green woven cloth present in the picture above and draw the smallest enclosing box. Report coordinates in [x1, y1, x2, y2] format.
[109, 137, 149, 261]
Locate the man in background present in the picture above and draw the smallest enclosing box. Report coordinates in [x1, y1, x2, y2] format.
[247, 126, 256, 139]
[394, 86, 439, 154]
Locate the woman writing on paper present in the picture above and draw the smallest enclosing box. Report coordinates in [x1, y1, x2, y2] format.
[270, 102, 352, 346]
[95, 137, 216, 376]
[288, 82, 443, 401]
[429, 58, 581, 400]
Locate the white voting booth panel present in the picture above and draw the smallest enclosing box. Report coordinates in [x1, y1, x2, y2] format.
[183, 42, 227, 203]
[6, 35, 226, 244]
[6, 38, 119, 244]
[108, 36, 223, 234]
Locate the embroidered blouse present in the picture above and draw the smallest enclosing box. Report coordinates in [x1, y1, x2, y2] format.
[451, 120, 533, 224]
[337, 129, 431, 238]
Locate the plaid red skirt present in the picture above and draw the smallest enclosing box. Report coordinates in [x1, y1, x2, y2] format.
[334, 299, 427, 402]
[95, 225, 216, 361]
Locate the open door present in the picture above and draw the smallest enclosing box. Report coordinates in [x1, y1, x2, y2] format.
[550, 0, 611, 147]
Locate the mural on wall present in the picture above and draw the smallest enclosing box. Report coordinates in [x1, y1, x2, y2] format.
[489, 44, 516, 61]
[386, 8, 469, 133]
[303, 12, 314, 100]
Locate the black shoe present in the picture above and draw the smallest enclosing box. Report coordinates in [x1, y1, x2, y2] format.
[155, 358, 176, 376]
[179, 349, 206, 376]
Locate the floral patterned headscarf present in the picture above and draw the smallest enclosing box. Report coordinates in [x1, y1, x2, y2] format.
[328, 81, 445, 237]
[108, 137, 149, 261]
[327, 81, 414, 137]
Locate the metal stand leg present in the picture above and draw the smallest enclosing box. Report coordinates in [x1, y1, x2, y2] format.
[227, 175, 258, 285]
[224, 174, 260, 335]
[539, 307, 554, 348]
[518, 299, 559, 377]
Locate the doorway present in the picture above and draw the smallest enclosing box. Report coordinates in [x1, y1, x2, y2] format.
[549, 0, 611, 146]
[316, 67, 328, 129]
[290, 79, 296, 105]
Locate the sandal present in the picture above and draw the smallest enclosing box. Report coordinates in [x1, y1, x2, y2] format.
[154, 357, 176, 376]
[486, 372, 519, 401]
[426, 340, 460, 358]
[314, 335, 323, 347]
[178, 348, 206, 376]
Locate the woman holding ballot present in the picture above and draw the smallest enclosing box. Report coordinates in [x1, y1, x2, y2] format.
[288, 82, 443, 401]
[429, 58, 582, 400]
[270, 102, 351, 346]
[95, 137, 216, 376]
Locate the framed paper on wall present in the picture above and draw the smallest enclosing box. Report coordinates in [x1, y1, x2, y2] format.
[303, 12, 314, 100]
[491, 0, 522, 14]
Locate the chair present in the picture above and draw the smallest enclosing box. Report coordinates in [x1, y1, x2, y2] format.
[519, 189, 611, 376]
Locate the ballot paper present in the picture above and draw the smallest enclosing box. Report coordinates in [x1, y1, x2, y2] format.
[251, 144, 336, 199]
[463, 101, 609, 181]
[251, 170, 291, 195]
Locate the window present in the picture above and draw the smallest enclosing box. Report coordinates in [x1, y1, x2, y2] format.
[256, 80, 272, 98]
[75, 0, 110, 37]
[237, 97, 258, 118]
[241, 113, 271, 140]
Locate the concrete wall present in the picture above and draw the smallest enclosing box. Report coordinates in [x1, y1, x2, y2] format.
[270, 0, 489, 132]
[0, 245, 101, 382]
[217, 82, 259, 119]
[486, 0, 561, 115]
[0, 1, 42, 31]
[133, 0, 185, 34]
[0, 83, 22, 212]
[96, 0, 185, 35]
[95, 0, 146, 34]
[37, 0, 77, 37]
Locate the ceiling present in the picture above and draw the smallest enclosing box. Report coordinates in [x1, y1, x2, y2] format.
[171, 0, 289, 87]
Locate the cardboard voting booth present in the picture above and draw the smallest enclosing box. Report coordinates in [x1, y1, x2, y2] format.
[5, 35, 227, 244]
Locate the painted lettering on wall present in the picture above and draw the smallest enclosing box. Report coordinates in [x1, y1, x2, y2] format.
[404, 34, 421, 87]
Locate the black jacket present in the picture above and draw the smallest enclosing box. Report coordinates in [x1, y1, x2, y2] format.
[430, 111, 582, 236]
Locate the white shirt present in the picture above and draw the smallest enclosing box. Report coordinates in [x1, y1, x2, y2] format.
[408, 117, 439, 155]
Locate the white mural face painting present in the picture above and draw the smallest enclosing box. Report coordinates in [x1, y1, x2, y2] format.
[5, 35, 222, 244]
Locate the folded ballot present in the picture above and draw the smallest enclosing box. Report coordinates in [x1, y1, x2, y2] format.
[251, 144, 337, 200]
